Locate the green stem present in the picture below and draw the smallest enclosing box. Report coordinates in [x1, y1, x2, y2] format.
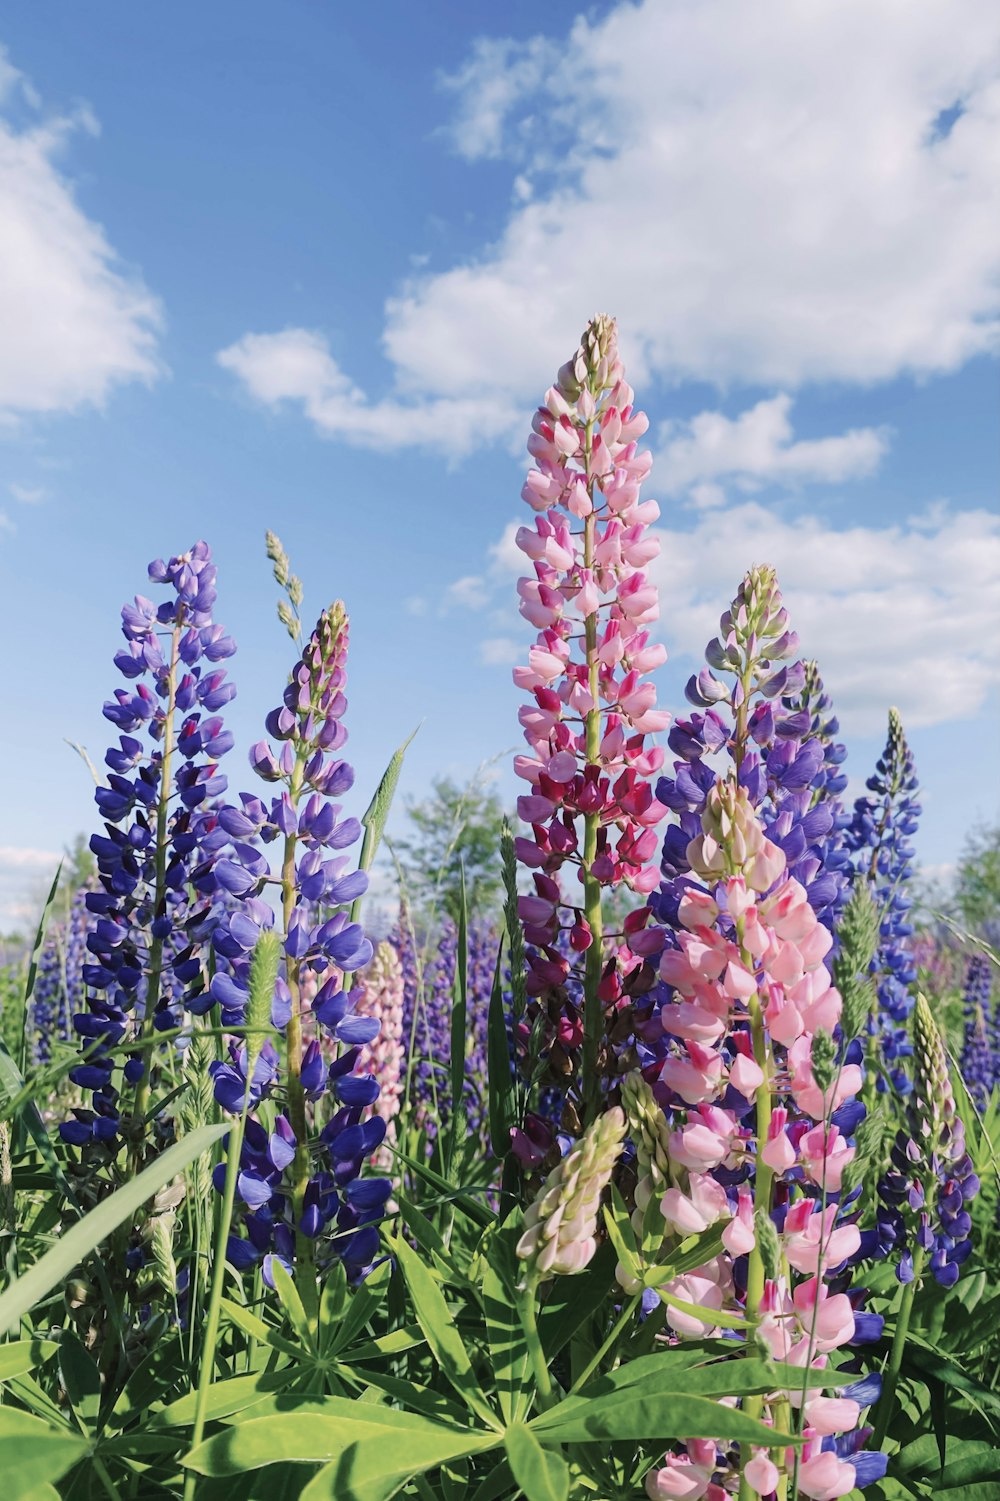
[581, 491, 605, 1129]
[517, 1281, 556, 1411]
[568, 1293, 641, 1394]
[738, 975, 775, 1501]
[280, 752, 317, 1311]
[182, 1101, 250, 1501]
[872, 1248, 924, 1451]
[129, 622, 182, 1168]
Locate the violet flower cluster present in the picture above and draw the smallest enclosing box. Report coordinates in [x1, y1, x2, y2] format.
[876, 993, 979, 1288]
[207, 598, 390, 1284]
[396, 915, 496, 1145]
[61, 542, 237, 1154]
[844, 709, 920, 1096]
[653, 574, 848, 938]
[960, 954, 997, 1114]
[31, 885, 94, 1066]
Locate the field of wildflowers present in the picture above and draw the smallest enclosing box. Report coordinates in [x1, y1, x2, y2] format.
[1, 316, 998, 1501]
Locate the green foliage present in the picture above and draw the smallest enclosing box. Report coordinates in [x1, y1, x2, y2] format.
[395, 773, 508, 926]
[954, 822, 1000, 933]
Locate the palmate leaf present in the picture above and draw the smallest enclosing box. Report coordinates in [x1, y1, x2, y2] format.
[184, 1401, 493, 1476]
[481, 1226, 531, 1424]
[392, 1236, 500, 1428]
[0, 1339, 57, 1383]
[0, 1410, 88, 1501]
[0, 1121, 227, 1332]
[297, 1422, 499, 1501]
[529, 1386, 800, 1447]
[153, 1370, 302, 1429]
[504, 1424, 569, 1501]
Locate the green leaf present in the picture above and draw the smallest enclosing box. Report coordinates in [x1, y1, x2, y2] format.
[297, 1423, 499, 1501]
[218, 1298, 303, 1362]
[0, 1339, 57, 1383]
[530, 1388, 799, 1446]
[0, 1410, 88, 1500]
[152, 1369, 300, 1427]
[58, 1331, 102, 1426]
[538, 1243, 616, 1359]
[184, 1403, 488, 1475]
[937, 1450, 1000, 1487]
[486, 933, 514, 1164]
[337, 1367, 470, 1428]
[392, 1236, 499, 1428]
[327, 1259, 391, 1358]
[0, 1121, 228, 1333]
[350, 730, 417, 929]
[504, 1425, 569, 1501]
[447, 866, 469, 1175]
[482, 1228, 531, 1424]
[107, 1334, 185, 1429]
[269, 1257, 316, 1353]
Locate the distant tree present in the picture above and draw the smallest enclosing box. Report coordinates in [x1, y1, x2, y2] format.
[954, 822, 1000, 934]
[394, 773, 508, 929]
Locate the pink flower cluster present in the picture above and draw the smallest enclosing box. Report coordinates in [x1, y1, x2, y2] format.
[355, 940, 405, 1150]
[641, 779, 867, 1499]
[513, 316, 669, 1081]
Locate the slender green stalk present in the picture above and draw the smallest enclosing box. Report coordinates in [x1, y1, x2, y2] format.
[517, 1281, 556, 1411]
[872, 1248, 924, 1451]
[580, 427, 605, 1129]
[182, 1096, 250, 1501]
[568, 1293, 641, 1394]
[129, 621, 182, 1167]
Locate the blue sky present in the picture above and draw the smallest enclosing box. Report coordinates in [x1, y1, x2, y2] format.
[0, 0, 997, 929]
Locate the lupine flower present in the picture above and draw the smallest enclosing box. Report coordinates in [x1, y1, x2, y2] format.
[32, 885, 97, 1067]
[516, 1105, 626, 1280]
[355, 940, 406, 1162]
[208, 598, 390, 1284]
[652, 570, 848, 939]
[876, 992, 979, 1287]
[61, 542, 236, 1155]
[959, 954, 996, 1113]
[513, 315, 669, 1125]
[632, 777, 885, 1494]
[844, 708, 920, 1094]
[395, 916, 496, 1144]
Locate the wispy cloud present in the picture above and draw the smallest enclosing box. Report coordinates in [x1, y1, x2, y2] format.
[221, 0, 1000, 456]
[0, 46, 162, 421]
[484, 499, 1000, 735]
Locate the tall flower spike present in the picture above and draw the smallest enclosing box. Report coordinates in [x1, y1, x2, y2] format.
[877, 992, 979, 1288]
[514, 315, 669, 1127]
[355, 940, 406, 1161]
[516, 1105, 626, 1281]
[209, 595, 389, 1287]
[960, 955, 995, 1114]
[61, 542, 237, 1160]
[652, 568, 847, 943]
[845, 708, 921, 1095]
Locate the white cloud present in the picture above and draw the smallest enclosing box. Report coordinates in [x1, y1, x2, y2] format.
[9, 482, 47, 504]
[488, 500, 1000, 735]
[444, 574, 489, 610]
[657, 396, 889, 499]
[0, 48, 162, 419]
[216, 328, 518, 458]
[221, 0, 1000, 455]
[480, 636, 521, 666]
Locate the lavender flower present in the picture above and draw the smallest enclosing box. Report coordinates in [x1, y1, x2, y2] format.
[61, 542, 237, 1155]
[209, 593, 389, 1284]
[960, 954, 996, 1113]
[877, 994, 979, 1287]
[845, 708, 920, 1095]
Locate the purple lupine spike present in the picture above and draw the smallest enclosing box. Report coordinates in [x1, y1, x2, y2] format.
[960, 955, 996, 1114]
[208, 597, 390, 1284]
[844, 708, 921, 1096]
[877, 993, 979, 1287]
[61, 542, 237, 1154]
